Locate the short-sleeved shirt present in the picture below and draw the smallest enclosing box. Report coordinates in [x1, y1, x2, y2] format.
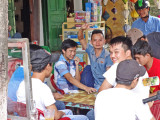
[145, 57, 160, 92]
[17, 78, 55, 111]
[132, 15, 160, 35]
[54, 54, 78, 91]
[86, 44, 113, 89]
[103, 63, 150, 100]
[95, 88, 153, 120]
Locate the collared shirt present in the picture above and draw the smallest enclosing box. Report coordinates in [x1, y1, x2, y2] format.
[132, 15, 160, 35]
[54, 54, 78, 91]
[86, 44, 113, 89]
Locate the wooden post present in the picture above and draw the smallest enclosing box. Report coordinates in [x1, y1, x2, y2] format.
[0, 0, 8, 119]
[29, 0, 40, 44]
[29, 0, 34, 42]
[33, 0, 40, 44]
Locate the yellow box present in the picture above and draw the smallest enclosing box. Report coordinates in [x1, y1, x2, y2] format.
[67, 17, 75, 28]
[67, 17, 75, 22]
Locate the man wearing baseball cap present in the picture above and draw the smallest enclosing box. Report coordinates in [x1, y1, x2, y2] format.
[132, 0, 160, 35]
[17, 44, 89, 120]
[95, 59, 154, 120]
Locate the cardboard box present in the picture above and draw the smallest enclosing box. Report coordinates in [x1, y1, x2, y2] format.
[67, 17, 75, 28]
[67, 17, 75, 22]
[85, 2, 92, 11]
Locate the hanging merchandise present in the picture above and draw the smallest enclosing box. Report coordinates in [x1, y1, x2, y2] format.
[112, 17, 117, 21]
[123, 24, 131, 33]
[130, 9, 139, 18]
[110, 0, 117, 3]
[102, 10, 110, 21]
[122, 9, 129, 19]
[130, 0, 137, 3]
[102, 0, 109, 21]
[111, 8, 117, 14]
[103, 0, 108, 5]
[110, 0, 117, 23]
[122, 0, 128, 4]
[111, 7, 117, 14]
[123, 7, 130, 33]
[138, 0, 143, 7]
[102, 0, 110, 21]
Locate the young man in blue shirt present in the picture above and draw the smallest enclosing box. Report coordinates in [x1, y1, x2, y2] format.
[78, 23, 113, 90]
[132, 0, 160, 35]
[54, 39, 97, 94]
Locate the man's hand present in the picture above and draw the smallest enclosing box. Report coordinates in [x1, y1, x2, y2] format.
[53, 93, 64, 99]
[74, 56, 80, 66]
[59, 111, 65, 116]
[78, 23, 93, 49]
[78, 23, 91, 40]
[81, 23, 90, 30]
[55, 111, 65, 120]
[85, 87, 97, 94]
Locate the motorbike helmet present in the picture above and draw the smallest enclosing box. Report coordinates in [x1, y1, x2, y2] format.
[135, 0, 150, 11]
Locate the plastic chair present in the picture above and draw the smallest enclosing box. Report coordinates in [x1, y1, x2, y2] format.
[37, 107, 71, 120]
[50, 74, 65, 95]
[150, 100, 160, 120]
[7, 98, 70, 120]
[7, 97, 27, 117]
[8, 66, 25, 101]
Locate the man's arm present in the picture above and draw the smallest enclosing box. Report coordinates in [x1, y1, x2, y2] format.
[151, 117, 155, 120]
[53, 92, 64, 99]
[98, 79, 113, 93]
[74, 56, 81, 81]
[46, 104, 65, 120]
[64, 73, 97, 94]
[148, 90, 160, 108]
[78, 23, 90, 50]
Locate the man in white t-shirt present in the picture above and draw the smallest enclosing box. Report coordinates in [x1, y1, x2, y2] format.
[17, 44, 89, 120]
[99, 36, 150, 100]
[95, 59, 154, 120]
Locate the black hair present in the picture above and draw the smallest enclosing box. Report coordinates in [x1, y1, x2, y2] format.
[30, 44, 43, 52]
[110, 36, 133, 52]
[91, 29, 104, 40]
[61, 39, 77, 52]
[132, 39, 152, 57]
[116, 79, 132, 86]
[29, 44, 48, 72]
[138, 35, 147, 41]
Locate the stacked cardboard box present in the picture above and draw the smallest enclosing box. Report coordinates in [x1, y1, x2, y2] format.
[75, 11, 91, 23]
[74, 0, 102, 23]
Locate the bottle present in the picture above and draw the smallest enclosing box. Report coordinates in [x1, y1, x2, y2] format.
[30, 100, 38, 120]
[32, 40, 38, 45]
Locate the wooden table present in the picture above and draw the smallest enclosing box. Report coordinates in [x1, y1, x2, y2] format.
[57, 90, 97, 111]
